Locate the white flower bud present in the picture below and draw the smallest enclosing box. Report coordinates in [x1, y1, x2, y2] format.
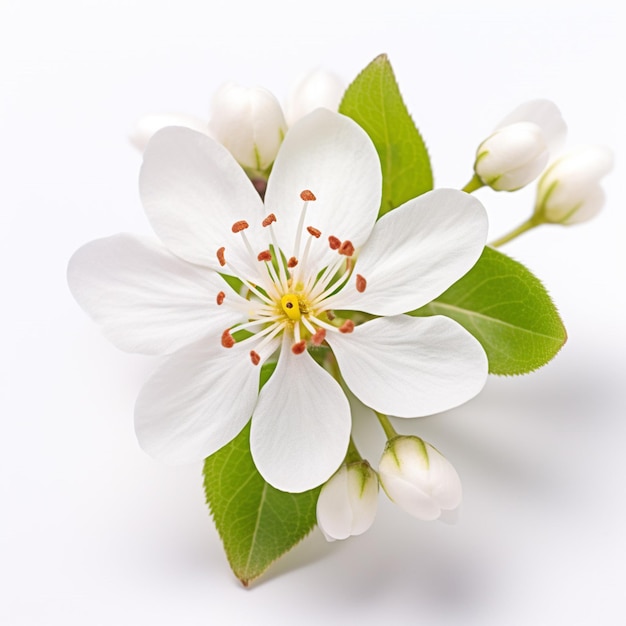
[284, 68, 345, 126]
[316, 461, 378, 542]
[378, 436, 461, 521]
[208, 82, 287, 173]
[534, 145, 614, 224]
[474, 99, 567, 191]
[129, 113, 211, 152]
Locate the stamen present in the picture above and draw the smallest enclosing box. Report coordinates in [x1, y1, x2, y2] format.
[356, 274, 367, 293]
[300, 190, 316, 201]
[306, 226, 321, 238]
[292, 340, 307, 355]
[339, 320, 355, 334]
[257, 250, 272, 262]
[216, 247, 226, 267]
[221, 329, 235, 348]
[216, 291, 226, 305]
[287, 256, 298, 268]
[328, 236, 341, 250]
[231, 220, 249, 233]
[262, 213, 277, 227]
[339, 240, 355, 257]
[250, 351, 261, 366]
[311, 328, 326, 345]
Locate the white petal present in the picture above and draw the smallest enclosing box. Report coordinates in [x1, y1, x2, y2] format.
[325, 189, 487, 316]
[326, 315, 487, 417]
[139, 126, 267, 278]
[67, 234, 244, 355]
[135, 339, 261, 464]
[496, 99, 567, 152]
[284, 68, 345, 126]
[250, 335, 351, 492]
[264, 109, 381, 271]
[129, 113, 211, 152]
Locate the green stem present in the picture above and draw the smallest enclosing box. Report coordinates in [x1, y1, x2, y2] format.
[345, 437, 363, 464]
[489, 216, 541, 247]
[462, 174, 485, 194]
[375, 412, 398, 440]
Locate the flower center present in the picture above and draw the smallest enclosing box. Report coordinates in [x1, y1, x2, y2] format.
[216, 189, 365, 365]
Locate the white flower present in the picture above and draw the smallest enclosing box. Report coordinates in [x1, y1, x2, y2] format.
[284, 69, 345, 127]
[68, 109, 488, 493]
[534, 145, 614, 224]
[129, 113, 211, 152]
[378, 436, 462, 521]
[316, 461, 378, 541]
[474, 99, 567, 191]
[208, 82, 287, 174]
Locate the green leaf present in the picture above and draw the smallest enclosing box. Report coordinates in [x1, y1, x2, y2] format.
[410, 246, 567, 375]
[339, 53, 433, 217]
[203, 363, 321, 586]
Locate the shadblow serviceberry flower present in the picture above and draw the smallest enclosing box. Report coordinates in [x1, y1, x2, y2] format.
[474, 99, 567, 191]
[68, 109, 488, 493]
[284, 68, 344, 127]
[378, 436, 462, 521]
[533, 145, 614, 225]
[316, 461, 378, 541]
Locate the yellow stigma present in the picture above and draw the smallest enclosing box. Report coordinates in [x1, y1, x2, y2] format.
[281, 294, 301, 321]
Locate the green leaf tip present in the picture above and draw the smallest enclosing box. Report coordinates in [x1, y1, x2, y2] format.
[339, 54, 433, 217]
[203, 421, 321, 586]
[410, 246, 567, 376]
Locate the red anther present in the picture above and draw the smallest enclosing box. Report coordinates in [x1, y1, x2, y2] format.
[306, 226, 321, 238]
[338, 240, 355, 257]
[300, 189, 316, 201]
[328, 235, 341, 250]
[356, 274, 367, 293]
[221, 329, 235, 348]
[262, 213, 277, 227]
[257, 250, 272, 262]
[250, 351, 261, 366]
[311, 328, 326, 346]
[287, 256, 298, 268]
[339, 320, 355, 334]
[231, 220, 249, 233]
[216, 291, 226, 305]
[217, 247, 226, 267]
[291, 340, 307, 355]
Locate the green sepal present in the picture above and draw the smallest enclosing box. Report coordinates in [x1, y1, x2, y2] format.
[203, 364, 321, 586]
[410, 246, 567, 375]
[339, 54, 433, 217]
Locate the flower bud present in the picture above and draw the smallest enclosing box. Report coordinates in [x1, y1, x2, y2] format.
[316, 461, 378, 542]
[208, 82, 287, 173]
[378, 436, 461, 521]
[534, 145, 614, 224]
[474, 99, 566, 191]
[129, 113, 211, 152]
[284, 68, 345, 126]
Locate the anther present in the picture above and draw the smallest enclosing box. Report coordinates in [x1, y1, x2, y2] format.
[262, 214, 277, 227]
[217, 247, 226, 267]
[291, 340, 307, 354]
[339, 320, 355, 334]
[306, 226, 321, 238]
[300, 190, 316, 201]
[356, 274, 367, 293]
[250, 351, 261, 366]
[231, 220, 249, 233]
[338, 240, 355, 257]
[221, 329, 235, 348]
[216, 291, 226, 305]
[328, 236, 341, 250]
[257, 250, 272, 262]
[287, 256, 298, 268]
[311, 328, 326, 346]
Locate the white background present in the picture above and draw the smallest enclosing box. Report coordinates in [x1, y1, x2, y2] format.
[2, 1, 625, 624]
